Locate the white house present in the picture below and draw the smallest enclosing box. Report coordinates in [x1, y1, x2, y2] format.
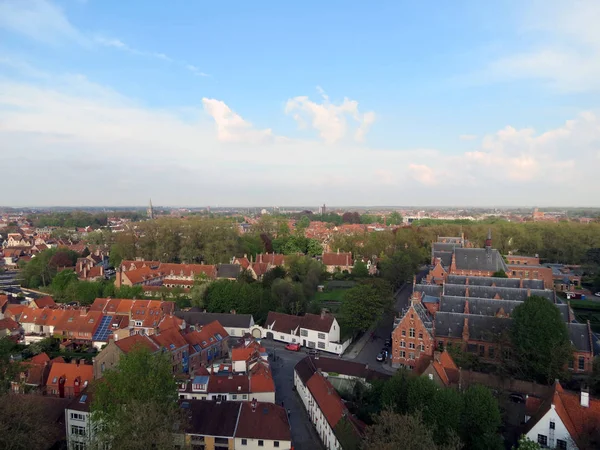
[293, 357, 362, 450]
[255, 311, 351, 355]
[65, 390, 93, 450]
[524, 381, 600, 449]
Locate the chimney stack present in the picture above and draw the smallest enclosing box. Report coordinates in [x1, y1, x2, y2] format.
[581, 387, 590, 408]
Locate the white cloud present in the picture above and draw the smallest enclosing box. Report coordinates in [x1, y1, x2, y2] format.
[0, 0, 85, 44]
[202, 98, 274, 143]
[484, 0, 600, 91]
[0, 62, 598, 206]
[459, 134, 477, 141]
[285, 88, 375, 144]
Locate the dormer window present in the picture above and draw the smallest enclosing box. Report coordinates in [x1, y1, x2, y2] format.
[135, 321, 143, 327]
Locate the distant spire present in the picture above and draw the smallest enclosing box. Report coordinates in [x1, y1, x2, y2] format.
[147, 199, 154, 220]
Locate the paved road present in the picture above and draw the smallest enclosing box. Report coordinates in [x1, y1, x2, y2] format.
[352, 284, 413, 369]
[268, 343, 324, 450]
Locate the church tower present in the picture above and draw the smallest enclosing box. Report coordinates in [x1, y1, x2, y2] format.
[147, 199, 154, 220]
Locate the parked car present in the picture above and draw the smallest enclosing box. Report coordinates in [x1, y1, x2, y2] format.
[285, 343, 301, 352]
[376, 350, 388, 362]
[595, 292, 600, 297]
[509, 393, 525, 403]
[385, 338, 392, 347]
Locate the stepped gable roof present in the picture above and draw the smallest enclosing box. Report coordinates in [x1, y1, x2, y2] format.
[216, 264, 241, 279]
[433, 251, 453, 267]
[174, 311, 253, 329]
[183, 400, 241, 437]
[568, 323, 592, 353]
[322, 251, 353, 267]
[114, 334, 160, 353]
[524, 382, 600, 448]
[454, 248, 508, 272]
[414, 284, 443, 298]
[434, 312, 511, 341]
[236, 402, 291, 442]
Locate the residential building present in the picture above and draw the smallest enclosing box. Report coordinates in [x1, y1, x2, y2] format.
[524, 382, 600, 449]
[185, 320, 229, 374]
[46, 361, 93, 398]
[417, 350, 460, 388]
[258, 311, 351, 355]
[175, 310, 255, 338]
[12, 352, 51, 393]
[65, 389, 93, 450]
[294, 357, 363, 450]
[234, 401, 292, 450]
[322, 250, 354, 273]
[0, 317, 21, 338]
[93, 334, 159, 379]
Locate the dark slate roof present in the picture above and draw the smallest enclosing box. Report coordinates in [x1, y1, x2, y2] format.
[443, 284, 554, 302]
[183, 400, 241, 437]
[447, 275, 531, 289]
[310, 356, 391, 381]
[423, 294, 440, 304]
[216, 264, 241, 279]
[568, 323, 592, 353]
[434, 312, 512, 341]
[174, 311, 254, 329]
[522, 279, 546, 289]
[433, 243, 460, 252]
[433, 251, 453, 267]
[414, 284, 443, 298]
[453, 248, 508, 272]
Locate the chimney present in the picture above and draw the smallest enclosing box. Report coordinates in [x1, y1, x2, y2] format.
[252, 398, 257, 412]
[581, 388, 590, 408]
[321, 309, 326, 319]
[71, 358, 78, 365]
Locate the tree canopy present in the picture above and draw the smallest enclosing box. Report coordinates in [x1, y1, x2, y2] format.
[510, 296, 573, 384]
[91, 346, 181, 450]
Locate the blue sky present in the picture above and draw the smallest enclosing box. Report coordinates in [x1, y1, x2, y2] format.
[1, 0, 599, 207]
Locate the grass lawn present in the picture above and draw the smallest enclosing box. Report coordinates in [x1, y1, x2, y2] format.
[314, 290, 345, 302]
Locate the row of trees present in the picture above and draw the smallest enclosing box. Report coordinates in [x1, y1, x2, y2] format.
[28, 211, 110, 228]
[351, 370, 502, 450]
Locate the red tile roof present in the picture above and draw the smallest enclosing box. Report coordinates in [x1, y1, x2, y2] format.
[184, 321, 228, 350]
[265, 311, 335, 334]
[30, 352, 51, 365]
[33, 296, 56, 308]
[158, 315, 184, 332]
[114, 334, 160, 354]
[150, 328, 189, 350]
[432, 350, 459, 386]
[306, 371, 346, 429]
[0, 317, 20, 332]
[46, 362, 93, 389]
[236, 402, 291, 441]
[322, 251, 354, 267]
[207, 374, 250, 394]
[249, 362, 275, 393]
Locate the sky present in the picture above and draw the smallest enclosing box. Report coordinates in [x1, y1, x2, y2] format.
[1, 0, 599, 207]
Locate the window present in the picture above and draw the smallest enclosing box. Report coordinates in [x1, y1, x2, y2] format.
[71, 425, 86, 436]
[274, 442, 280, 448]
[409, 342, 415, 349]
[419, 344, 424, 352]
[73, 443, 86, 450]
[318, 333, 326, 339]
[232, 394, 237, 400]
[549, 421, 555, 430]
[409, 352, 415, 360]
[241, 439, 247, 446]
[579, 357, 585, 371]
[70, 412, 85, 421]
[258, 440, 264, 447]
[401, 329, 406, 337]
[489, 347, 495, 359]
[300, 329, 308, 337]
[537, 435, 547, 446]
[400, 341, 405, 348]
[418, 332, 423, 340]
[556, 439, 567, 450]
[280, 335, 285, 340]
[479, 345, 485, 357]
[318, 342, 325, 349]
[242, 394, 248, 399]
[438, 341, 444, 350]
[400, 351, 406, 358]
[409, 328, 415, 338]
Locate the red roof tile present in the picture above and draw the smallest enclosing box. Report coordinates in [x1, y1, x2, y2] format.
[306, 372, 346, 429]
[114, 334, 160, 353]
[322, 251, 354, 267]
[0, 317, 20, 332]
[236, 402, 291, 441]
[46, 362, 93, 389]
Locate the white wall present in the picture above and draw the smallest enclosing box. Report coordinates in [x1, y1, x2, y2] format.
[234, 437, 292, 450]
[525, 406, 574, 449]
[65, 408, 92, 450]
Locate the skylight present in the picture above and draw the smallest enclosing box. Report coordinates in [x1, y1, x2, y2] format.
[79, 394, 87, 403]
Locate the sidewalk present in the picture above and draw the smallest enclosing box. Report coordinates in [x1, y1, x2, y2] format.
[344, 326, 376, 360]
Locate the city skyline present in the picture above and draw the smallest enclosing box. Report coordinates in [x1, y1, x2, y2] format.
[1, 0, 599, 206]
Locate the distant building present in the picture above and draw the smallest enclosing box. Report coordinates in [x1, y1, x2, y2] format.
[147, 199, 154, 220]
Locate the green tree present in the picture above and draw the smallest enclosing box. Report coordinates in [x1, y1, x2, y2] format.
[340, 284, 385, 334]
[387, 211, 403, 226]
[460, 385, 503, 450]
[429, 387, 463, 445]
[492, 270, 508, 278]
[261, 266, 287, 288]
[512, 435, 541, 450]
[271, 279, 306, 315]
[510, 296, 573, 384]
[406, 376, 438, 424]
[50, 269, 78, 297]
[334, 416, 360, 450]
[297, 216, 311, 231]
[380, 252, 416, 289]
[363, 409, 461, 450]
[351, 260, 370, 278]
[306, 239, 323, 257]
[91, 346, 181, 449]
